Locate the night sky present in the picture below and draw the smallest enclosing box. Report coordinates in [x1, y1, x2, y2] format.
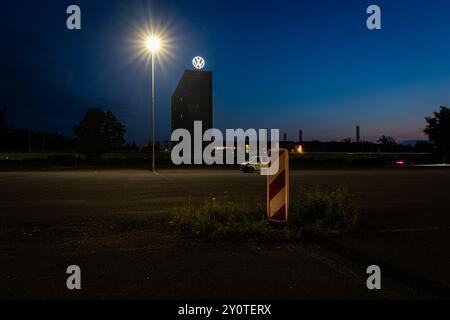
[2, 0, 450, 144]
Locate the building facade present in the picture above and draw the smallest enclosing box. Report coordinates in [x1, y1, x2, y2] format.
[171, 70, 213, 136]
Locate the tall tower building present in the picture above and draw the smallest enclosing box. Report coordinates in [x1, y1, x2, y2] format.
[171, 70, 212, 136]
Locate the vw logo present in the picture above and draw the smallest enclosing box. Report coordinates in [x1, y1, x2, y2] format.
[192, 56, 205, 70]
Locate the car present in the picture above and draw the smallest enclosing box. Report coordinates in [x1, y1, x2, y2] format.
[394, 159, 414, 167]
[240, 156, 269, 173]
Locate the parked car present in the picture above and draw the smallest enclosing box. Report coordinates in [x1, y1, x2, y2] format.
[240, 156, 269, 173]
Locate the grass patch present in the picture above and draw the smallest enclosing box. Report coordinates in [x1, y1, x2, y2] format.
[172, 199, 270, 240]
[289, 187, 359, 235]
[171, 186, 359, 241]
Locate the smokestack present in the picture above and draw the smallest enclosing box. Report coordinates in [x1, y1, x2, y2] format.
[284, 133, 287, 142]
[299, 130, 303, 143]
[356, 126, 361, 143]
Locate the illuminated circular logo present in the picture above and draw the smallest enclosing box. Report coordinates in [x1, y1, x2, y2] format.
[192, 56, 205, 70]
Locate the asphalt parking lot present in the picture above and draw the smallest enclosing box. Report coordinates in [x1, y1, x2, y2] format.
[0, 169, 449, 299]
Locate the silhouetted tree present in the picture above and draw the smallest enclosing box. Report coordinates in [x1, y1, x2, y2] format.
[0, 107, 7, 134]
[125, 142, 139, 151]
[424, 106, 450, 163]
[377, 135, 396, 151]
[342, 138, 352, 143]
[74, 108, 126, 161]
[0, 107, 9, 148]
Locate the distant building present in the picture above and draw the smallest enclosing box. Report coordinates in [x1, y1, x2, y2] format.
[171, 70, 213, 137]
[356, 126, 361, 143]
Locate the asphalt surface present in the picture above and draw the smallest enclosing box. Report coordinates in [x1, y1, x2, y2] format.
[0, 169, 449, 299]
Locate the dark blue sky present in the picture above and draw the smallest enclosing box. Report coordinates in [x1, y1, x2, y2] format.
[2, 0, 450, 144]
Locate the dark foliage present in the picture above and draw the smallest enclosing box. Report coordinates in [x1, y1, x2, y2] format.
[424, 106, 450, 162]
[74, 108, 126, 161]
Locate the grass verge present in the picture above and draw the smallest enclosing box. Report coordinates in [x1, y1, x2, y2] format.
[171, 186, 359, 241]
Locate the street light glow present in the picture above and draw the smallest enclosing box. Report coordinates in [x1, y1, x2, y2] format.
[130, 23, 175, 172]
[129, 23, 174, 69]
[146, 36, 161, 52]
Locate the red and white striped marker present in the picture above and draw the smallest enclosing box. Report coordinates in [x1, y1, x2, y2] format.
[266, 148, 289, 223]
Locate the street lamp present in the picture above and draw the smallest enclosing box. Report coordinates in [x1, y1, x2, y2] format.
[146, 36, 161, 173]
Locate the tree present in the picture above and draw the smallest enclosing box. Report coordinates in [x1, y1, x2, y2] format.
[0, 107, 7, 134]
[424, 106, 450, 163]
[342, 138, 352, 144]
[0, 107, 9, 148]
[125, 142, 139, 151]
[377, 135, 396, 151]
[74, 108, 126, 161]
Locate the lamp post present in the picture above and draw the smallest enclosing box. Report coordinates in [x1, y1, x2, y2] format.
[146, 36, 161, 172]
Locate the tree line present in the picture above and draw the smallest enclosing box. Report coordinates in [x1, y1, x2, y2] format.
[1, 106, 449, 162]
